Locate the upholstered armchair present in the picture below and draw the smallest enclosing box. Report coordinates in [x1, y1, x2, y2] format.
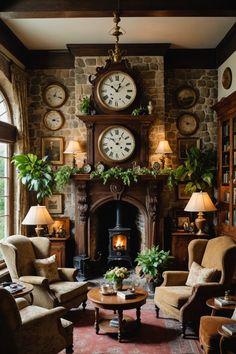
[0, 235, 88, 310]
[199, 308, 236, 354]
[154, 236, 236, 337]
[0, 287, 73, 354]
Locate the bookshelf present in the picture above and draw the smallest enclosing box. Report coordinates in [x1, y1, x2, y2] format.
[214, 91, 236, 240]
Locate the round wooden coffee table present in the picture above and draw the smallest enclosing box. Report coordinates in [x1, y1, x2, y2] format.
[88, 287, 148, 342]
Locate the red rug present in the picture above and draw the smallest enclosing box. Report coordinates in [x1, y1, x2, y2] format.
[63, 300, 202, 354]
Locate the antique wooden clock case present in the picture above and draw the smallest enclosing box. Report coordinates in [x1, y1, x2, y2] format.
[79, 58, 154, 168]
[79, 114, 154, 168]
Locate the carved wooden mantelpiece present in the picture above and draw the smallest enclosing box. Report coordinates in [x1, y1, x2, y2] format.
[73, 174, 166, 257]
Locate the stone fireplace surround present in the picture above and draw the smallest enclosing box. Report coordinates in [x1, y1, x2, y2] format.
[73, 174, 165, 266]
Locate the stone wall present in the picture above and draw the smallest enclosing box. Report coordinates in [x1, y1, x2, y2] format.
[27, 59, 218, 235]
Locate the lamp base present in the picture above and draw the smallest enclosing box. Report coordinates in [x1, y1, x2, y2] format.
[195, 212, 206, 236]
[35, 225, 44, 237]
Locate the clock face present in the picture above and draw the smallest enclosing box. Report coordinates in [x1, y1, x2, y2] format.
[177, 113, 199, 136]
[43, 110, 64, 131]
[43, 83, 67, 108]
[97, 71, 137, 111]
[98, 126, 135, 162]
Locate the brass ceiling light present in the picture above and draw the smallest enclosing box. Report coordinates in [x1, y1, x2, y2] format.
[108, 11, 126, 63]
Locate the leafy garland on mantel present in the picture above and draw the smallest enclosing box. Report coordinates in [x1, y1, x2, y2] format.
[11, 147, 216, 200]
[90, 166, 159, 186]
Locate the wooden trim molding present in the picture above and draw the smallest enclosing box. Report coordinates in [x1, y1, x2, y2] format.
[0, 121, 17, 143]
[0, 0, 235, 19]
[216, 23, 236, 67]
[27, 50, 74, 69]
[165, 49, 217, 69]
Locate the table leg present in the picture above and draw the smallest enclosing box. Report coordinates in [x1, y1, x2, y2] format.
[118, 309, 123, 342]
[136, 307, 141, 327]
[95, 307, 99, 334]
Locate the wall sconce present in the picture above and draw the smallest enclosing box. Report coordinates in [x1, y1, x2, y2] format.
[22, 205, 54, 237]
[64, 140, 83, 167]
[155, 140, 173, 169]
[184, 191, 216, 235]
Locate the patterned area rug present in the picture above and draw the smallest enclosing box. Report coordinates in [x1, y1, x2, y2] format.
[63, 299, 202, 354]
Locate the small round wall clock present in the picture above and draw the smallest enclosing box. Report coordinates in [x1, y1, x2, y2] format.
[43, 110, 65, 131]
[177, 113, 199, 136]
[98, 125, 135, 162]
[43, 82, 68, 108]
[222, 67, 232, 90]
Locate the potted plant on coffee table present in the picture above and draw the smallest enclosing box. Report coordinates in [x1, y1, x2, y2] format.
[135, 245, 170, 293]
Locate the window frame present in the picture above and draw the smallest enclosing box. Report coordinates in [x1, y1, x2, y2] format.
[0, 88, 16, 266]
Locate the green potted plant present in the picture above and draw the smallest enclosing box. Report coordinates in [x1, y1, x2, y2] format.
[79, 96, 91, 115]
[135, 245, 170, 292]
[11, 153, 54, 203]
[131, 105, 148, 116]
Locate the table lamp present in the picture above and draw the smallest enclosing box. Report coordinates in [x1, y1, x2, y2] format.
[155, 140, 173, 169]
[22, 205, 54, 236]
[64, 140, 82, 167]
[184, 191, 216, 235]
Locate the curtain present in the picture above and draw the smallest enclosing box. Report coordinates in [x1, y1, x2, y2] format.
[11, 63, 30, 234]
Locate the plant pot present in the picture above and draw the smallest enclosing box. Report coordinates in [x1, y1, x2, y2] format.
[147, 280, 160, 294]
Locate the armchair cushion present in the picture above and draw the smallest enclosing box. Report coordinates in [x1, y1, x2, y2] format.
[156, 286, 192, 309]
[50, 281, 87, 303]
[185, 261, 219, 287]
[34, 254, 60, 283]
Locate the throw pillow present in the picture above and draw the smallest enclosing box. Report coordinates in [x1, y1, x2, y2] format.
[186, 261, 219, 287]
[34, 254, 60, 283]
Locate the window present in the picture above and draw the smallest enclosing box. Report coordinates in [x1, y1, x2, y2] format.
[0, 88, 15, 263]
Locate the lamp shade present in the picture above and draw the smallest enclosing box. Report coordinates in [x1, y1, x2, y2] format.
[22, 205, 54, 225]
[155, 140, 173, 154]
[63, 140, 82, 154]
[184, 191, 217, 212]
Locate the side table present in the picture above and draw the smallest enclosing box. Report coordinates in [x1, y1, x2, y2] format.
[206, 297, 236, 316]
[13, 283, 34, 304]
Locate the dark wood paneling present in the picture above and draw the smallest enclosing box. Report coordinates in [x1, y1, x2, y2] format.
[27, 50, 74, 69]
[0, 0, 235, 19]
[216, 23, 236, 67]
[0, 20, 28, 65]
[165, 49, 216, 69]
[67, 43, 170, 58]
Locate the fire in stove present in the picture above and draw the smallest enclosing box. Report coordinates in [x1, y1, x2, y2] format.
[112, 234, 127, 250]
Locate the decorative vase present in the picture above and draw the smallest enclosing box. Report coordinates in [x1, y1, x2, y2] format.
[113, 279, 123, 291]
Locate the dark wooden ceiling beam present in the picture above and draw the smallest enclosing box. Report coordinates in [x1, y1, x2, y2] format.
[0, 0, 235, 19]
[67, 44, 171, 57]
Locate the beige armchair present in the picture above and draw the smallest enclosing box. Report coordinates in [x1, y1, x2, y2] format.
[0, 235, 88, 310]
[0, 287, 73, 354]
[199, 308, 236, 354]
[154, 236, 236, 338]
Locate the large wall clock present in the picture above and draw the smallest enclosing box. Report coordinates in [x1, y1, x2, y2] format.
[89, 59, 140, 114]
[98, 125, 135, 162]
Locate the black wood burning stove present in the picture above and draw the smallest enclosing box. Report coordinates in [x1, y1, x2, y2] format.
[107, 202, 132, 268]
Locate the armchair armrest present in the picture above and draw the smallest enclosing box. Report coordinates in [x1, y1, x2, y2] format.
[19, 275, 49, 287]
[21, 306, 67, 328]
[15, 298, 29, 311]
[58, 267, 78, 281]
[192, 282, 226, 297]
[162, 271, 189, 286]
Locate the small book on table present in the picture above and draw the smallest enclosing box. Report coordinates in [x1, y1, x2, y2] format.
[222, 323, 236, 335]
[117, 290, 136, 299]
[214, 297, 236, 307]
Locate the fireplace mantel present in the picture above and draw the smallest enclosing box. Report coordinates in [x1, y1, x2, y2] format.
[72, 174, 166, 257]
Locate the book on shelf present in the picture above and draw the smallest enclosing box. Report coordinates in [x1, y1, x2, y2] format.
[109, 317, 119, 327]
[214, 297, 236, 307]
[117, 290, 136, 299]
[222, 323, 236, 335]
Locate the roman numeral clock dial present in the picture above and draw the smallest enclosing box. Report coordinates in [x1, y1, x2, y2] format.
[98, 126, 135, 162]
[97, 71, 137, 111]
